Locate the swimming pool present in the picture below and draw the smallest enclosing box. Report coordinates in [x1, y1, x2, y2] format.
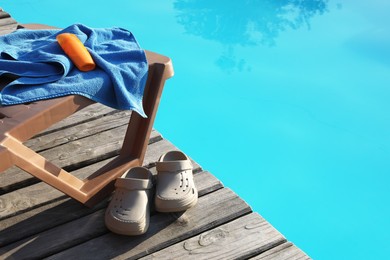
[3, 0, 390, 259]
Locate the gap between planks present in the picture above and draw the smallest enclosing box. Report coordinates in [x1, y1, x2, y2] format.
[45, 188, 250, 260]
[0, 103, 163, 194]
[0, 173, 227, 259]
[140, 212, 286, 260]
[0, 135, 203, 220]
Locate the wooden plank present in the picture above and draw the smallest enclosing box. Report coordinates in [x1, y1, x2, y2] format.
[0, 137, 196, 219]
[0, 11, 11, 19]
[0, 197, 106, 247]
[0, 103, 141, 193]
[250, 242, 311, 260]
[31, 124, 128, 169]
[0, 126, 161, 194]
[0, 105, 121, 193]
[0, 158, 113, 221]
[43, 188, 250, 260]
[0, 206, 109, 259]
[31, 111, 138, 151]
[0, 101, 197, 194]
[25, 105, 126, 151]
[0, 189, 250, 259]
[0, 170, 222, 247]
[140, 213, 286, 260]
[0, 168, 31, 195]
[0, 10, 16, 34]
[0, 17, 16, 26]
[31, 103, 117, 138]
[0, 144, 203, 221]
[0, 176, 228, 259]
[0, 23, 17, 35]
[27, 110, 161, 154]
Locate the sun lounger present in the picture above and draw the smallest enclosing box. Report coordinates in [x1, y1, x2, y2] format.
[0, 24, 174, 207]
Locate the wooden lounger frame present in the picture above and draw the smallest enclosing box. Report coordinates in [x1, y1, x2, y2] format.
[0, 24, 174, 207]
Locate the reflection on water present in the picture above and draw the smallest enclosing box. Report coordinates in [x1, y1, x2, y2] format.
[174, 0, 329, 72]
[215, 46, 249, 73]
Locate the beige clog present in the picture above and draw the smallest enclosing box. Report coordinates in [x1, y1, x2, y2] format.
[155, 151, 198, 212]
[105, 167, 153, 235]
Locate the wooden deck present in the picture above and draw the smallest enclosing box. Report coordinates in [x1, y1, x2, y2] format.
[0, 9, 310, 259]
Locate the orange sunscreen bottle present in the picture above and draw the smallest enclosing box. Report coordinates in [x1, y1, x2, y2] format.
[56, 33, 96, 72]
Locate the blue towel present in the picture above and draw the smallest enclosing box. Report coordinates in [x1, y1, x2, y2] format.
[0, 24, 148, 117]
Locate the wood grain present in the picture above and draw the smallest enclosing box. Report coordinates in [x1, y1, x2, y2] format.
[0, 114, 161, 194]
[32, 103, 117, 137]
[250, 242, 311, 260]
[140, 212, 286, 260]
[0, 23, 18, 35]
[0, 136, 201, 220]
[0, 170, 222, 247]
[0, 12, 17, 36]
[38, 188, 251, 260]
[0, 17, 16, 26]
[25, 109, 134, 152]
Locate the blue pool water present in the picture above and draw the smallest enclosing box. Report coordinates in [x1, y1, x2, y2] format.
[3, 1, 390, 259]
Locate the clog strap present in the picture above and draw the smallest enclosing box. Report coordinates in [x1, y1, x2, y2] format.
[156, 160, 192, 172]
[115, 177, 153, 190]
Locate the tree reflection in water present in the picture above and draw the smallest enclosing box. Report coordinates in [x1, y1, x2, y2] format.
[174, 0, 329, 72]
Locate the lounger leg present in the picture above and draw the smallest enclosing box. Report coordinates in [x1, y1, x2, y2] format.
[120, 63, 167, 163]
[2, 136, 86, 201]
[0, 146, 13, 173]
